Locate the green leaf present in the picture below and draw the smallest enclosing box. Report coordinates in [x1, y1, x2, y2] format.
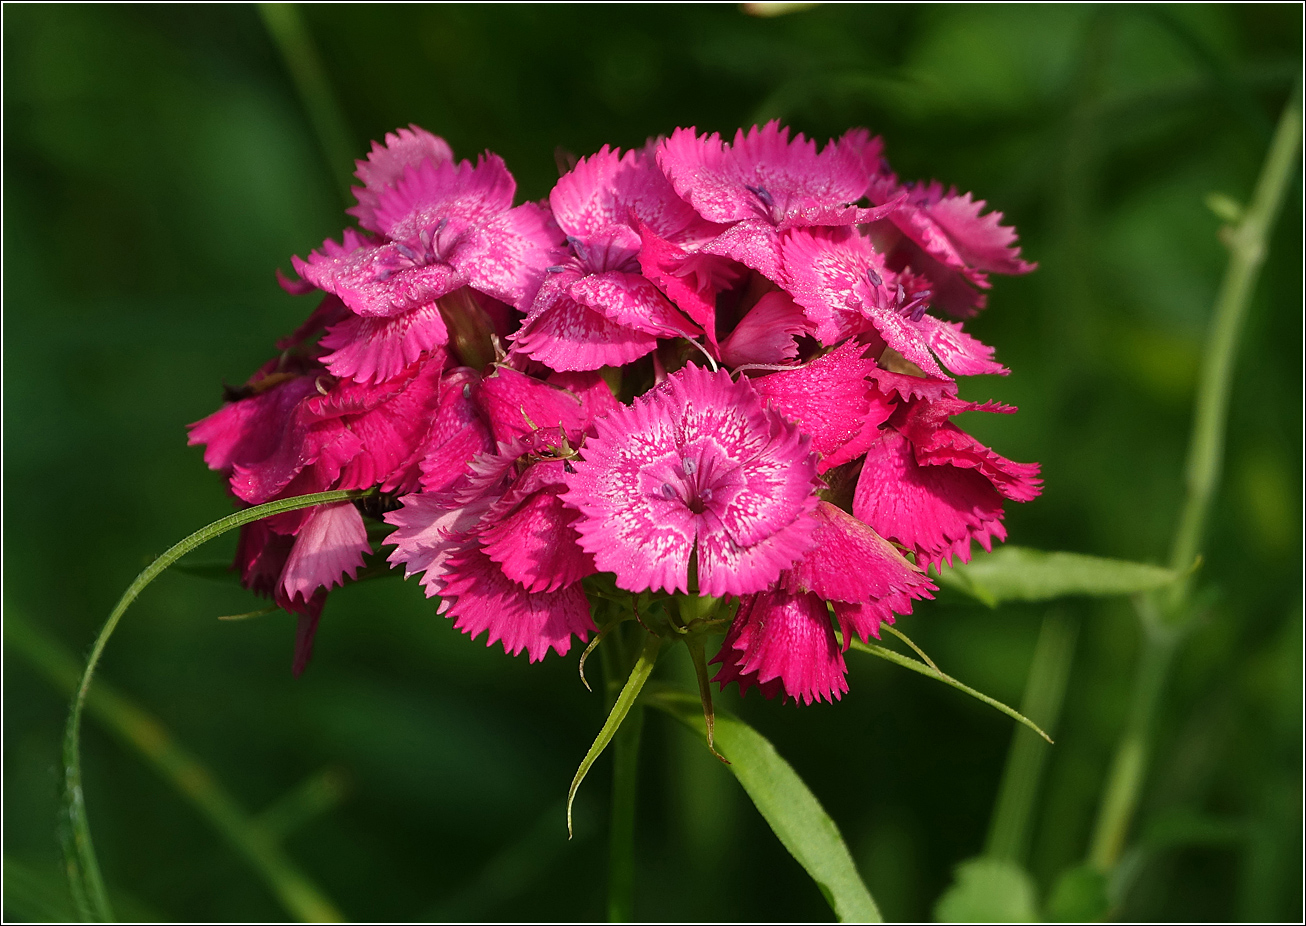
[647, 687, 882, 923]
[566, 631, 661, 837]
[934, 857, 1040, 922]
[934, 547, 1180, 606]
[849, 639, 1052, 743]
[1045, 864, 1109, 922]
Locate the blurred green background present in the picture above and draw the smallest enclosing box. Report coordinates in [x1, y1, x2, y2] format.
[3, 3, 1300, 921]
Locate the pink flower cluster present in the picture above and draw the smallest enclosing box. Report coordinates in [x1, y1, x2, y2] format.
[189, 122, 1040, 702]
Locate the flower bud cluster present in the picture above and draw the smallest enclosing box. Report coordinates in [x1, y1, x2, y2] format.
[190, 122, 1040, 701]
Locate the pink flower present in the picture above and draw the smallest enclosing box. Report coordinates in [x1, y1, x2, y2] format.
[866, 171, 1036, 318]
[513, 146, 706, 371]
[564, 364, 820, 597]
[187, 350, 450, 670]
[348, 124, 454, 234]
[781, 225, 1006, 378]
[385, 432, 596, 661]
[289, 140, 563, 383]
[657, 122, 901, 280]
[853, 389, 1042, 570]
[713, 501, 934, 704]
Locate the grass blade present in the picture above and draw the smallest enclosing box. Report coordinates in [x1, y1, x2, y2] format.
[59, 489, 365, 921]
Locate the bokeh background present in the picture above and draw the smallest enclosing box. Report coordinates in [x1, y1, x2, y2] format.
[4, 3, 1300, 921]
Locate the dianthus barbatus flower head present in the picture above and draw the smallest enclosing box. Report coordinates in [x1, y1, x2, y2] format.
[564, 363, 820, 598]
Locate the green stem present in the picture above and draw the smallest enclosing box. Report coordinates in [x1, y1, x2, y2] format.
[1087, 87, 1301, 875]
[1088, 612, 1178, 872]
[985, 612, 1079, 862]
[1166, 85, 1303, 595]
[258, 3, 356, 203]
[60, 488, 366, 922]
[607, 691, 645, 923]
[10, 613, 344, 922]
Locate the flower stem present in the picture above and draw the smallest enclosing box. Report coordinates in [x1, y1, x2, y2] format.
[10, 612, 344, 922]
[597, 625, 660, 922]
[1087, 86, 1301, 877]
[607, 686, 645, 922]
[59, 488, 367, 922]
[985, 611, 1079, 863]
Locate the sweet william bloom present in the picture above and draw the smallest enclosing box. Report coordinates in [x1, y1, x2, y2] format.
[513, 145, 708, 371]
[290, 139, 562, 384]
[781, 225, 1006, 379]
[657, 122, 902, 281]
[385, 429, 597, 661]
[713, 501, 934, 705]
[866, 170, 1036, 318]
[854, 377, 1042, 570]
[564, 363, 819, 598]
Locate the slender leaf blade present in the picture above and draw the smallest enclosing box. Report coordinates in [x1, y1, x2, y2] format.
[648, 688, 881, 923]
[935, 546, 1180, 605]
[849, 640, 1052, 743]
[566, 632, 661, 837]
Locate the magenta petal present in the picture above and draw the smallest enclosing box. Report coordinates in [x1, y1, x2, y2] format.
[702, 219, 784, 281]
[719, 291, 814, 367]
[415, 369, 495, 494]
[476, 365, 589, 444]
[373, 154, 516, 242]
[853, 428, 1009, 570]
[327, 355, 446, 493]
[832, 599, 902, 645]
[384, 492, 496, 597]
[439, 545, 594, 662]
[918, 315, 1007, 377]
[348, 124, 455, 233]
[779, 226, 882, 345]
[657, 122, 873, 229]
[895, 398, 1043, 503]
[454, 201, 563, 310]
[320, 303, 450, 384]
[187, 375, 319, 475]
[782, 501, 933, 607]
[568, 271, 701, 339]
[634, 219, 738, 342]
[294, 235, 465, 318]
[513, 286, 658, 371]
[279, 502, 369, 605]
[551, 145, 701, 242]
[749, 339, 892, 472]
[711, 590, 847, 705]
[478, 485, 597, 592]
[546, 370, 621, 424]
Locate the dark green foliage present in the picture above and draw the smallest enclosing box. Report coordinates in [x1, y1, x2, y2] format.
[4, 4, 1300, 921]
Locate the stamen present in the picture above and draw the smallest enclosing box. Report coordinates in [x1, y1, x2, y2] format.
[682, 458, 697, 476]
[395, 242, 419, 261]
[661, 483, 678, 499]
[866, 267, 883, 288]
[744, 183, 775, 208]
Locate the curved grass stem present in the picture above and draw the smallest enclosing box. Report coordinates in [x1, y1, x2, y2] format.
[60, 489, 367, 921]
[10, 612, 344, 922]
